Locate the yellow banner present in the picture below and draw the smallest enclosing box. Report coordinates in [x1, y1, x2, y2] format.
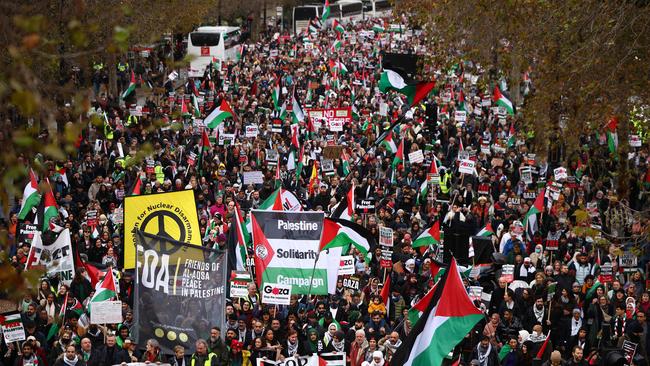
[124, 190, 201, 269]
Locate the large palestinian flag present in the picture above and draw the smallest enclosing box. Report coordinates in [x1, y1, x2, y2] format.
[493, 86, 514, 115]
[412, 221, 441, 248]
[205, 99, 235, 128]
[392, 258, 483, 366]
[319, 218, 375, 256]
[378, 69, 435, 107]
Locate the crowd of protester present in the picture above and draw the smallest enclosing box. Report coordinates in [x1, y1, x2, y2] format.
[2, 12, 650, 366]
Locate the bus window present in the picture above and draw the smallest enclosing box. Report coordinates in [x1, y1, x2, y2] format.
[190, 32, 221, 47]
[224, 30, 241, 49]
[341, 3, 363, 18]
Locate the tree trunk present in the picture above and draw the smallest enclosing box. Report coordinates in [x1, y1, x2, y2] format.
[251, 8, 261, 42]
[108, 53, 117, 97]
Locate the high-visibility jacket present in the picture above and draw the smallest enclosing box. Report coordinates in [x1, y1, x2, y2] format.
[126, 115, 138, 127]
[154, 165, 164, 184]
[440, 172, 452, 194]
[117, 62, 128, 72]
[190, 353, 216, 366]
[93, 62, 104, 71]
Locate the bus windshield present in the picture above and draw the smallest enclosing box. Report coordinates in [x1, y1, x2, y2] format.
[341, 3, 363, 17]
[190, 33, 221, 47]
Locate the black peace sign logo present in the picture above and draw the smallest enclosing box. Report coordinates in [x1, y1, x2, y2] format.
[140, 211, 186, 255]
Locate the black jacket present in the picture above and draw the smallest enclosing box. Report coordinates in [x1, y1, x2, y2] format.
[95, 345, 130, 366]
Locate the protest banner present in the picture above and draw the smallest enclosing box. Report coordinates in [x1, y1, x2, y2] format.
[124, 190, 201, 269]
[328, 120, 343, 132]
[256, 353, 345, 366]
[554, 167, 568, 181]
[1, 312, 25, 344]
[245, 125, 258, 138]
[620, 251, 638, 272]
[454, 110, 467, 123]
[545, 231, 560, 251]
[355, 198, 376, 214]
[261, 283, 292, 305]
[90, 300, 123, 324]
[599, 262, 613, 283]
[501, 264, 515, 283]
[469, 286, 483, 302]
[251, 211, 335, 295]
[306, 107, 352, 125]
[230, 271, 252, 298]
[380, 248, 393, 269]
[343, 276, 360, 291]
[134, 230, 227, 354]
[26, 230, 75, 285]
[338, 256, 355, 275]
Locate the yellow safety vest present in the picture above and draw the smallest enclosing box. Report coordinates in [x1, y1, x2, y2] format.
[93, 62, 104, 71]
[154, 165, 164, 184]
[126, 115, 138, 127]
[191, 353, 216, 366]
[117, 63, 128, 72]
[440, 172, 452, 194]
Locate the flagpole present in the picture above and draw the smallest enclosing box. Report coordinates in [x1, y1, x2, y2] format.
[305, 251, 321, 305]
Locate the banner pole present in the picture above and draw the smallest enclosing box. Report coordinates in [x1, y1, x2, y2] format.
[305, 251, 321, 305]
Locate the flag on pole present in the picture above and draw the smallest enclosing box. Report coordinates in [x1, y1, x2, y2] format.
[417, 180, 428, 205]
[272, 78, 281, 110]
[493, 86, 514, 115]
[606, 117, 618, 155]
[380, 131, 398, 154]
[18, 169, 41, 220]
[391, 258, 483, 366]
[524, 188, 545, 241]
[476, 222, 495, 237]
[319, 218, 374, 257]
[332, 19, 345, 34]
[535, 331, 551, 359]
[308, 161, 320, 195]
[252, 214, 275, 287]
[381, 275, 391, 315]
[412, 221, 441, 248]
[378, 69, 435, 107]
[507, 123, 516, 147]
[121, 70, 136, 100]
[205, 99, 235, 128]
[321, 0, 331, 23]
[232, 201, 249, 272]
[89, 267, 117, 310]
[41, 179, 59, 232]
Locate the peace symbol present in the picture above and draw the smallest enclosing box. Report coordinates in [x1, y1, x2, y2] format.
[140, 211, 186, 254]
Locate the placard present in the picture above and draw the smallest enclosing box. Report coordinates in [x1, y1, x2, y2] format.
[545, 231, 560, 251]
[454, 110, 467, 122]
[379, 227, 394, 247]
[86, 210, 98, 227]
[459, 159, 476, 175]
[458, 150, 470, 161]
[481, 98, 491, 107]
[261, 283, 292, 305]
[245, 125, 258, 138]
[17, 224, 38, 245]
[230, 271, 252, 298]
[469, 286, 483, 302]
[408, 150, 424, 164]
[90, 300, 123, 324]
[219, 133, 235, 146]
[1, 312, 25, 343]
[520, 167, 533, 185]
[355, 199, 376, 214]
[501, 264, 515, 283]
[243, 171, 265, 185]
[306, 108, 352, 126]
[321, 159, 335, 176]
[554, 167, 568, 181]
[598, 262, 613, 283]
[427, 173, 440, 184]
[623, 340, 637, 364]
[620, 251, 638, 272]
[338, 256, 355, 275]
[629, 135, 642, 147]
[113, 206, 124, 224]
[266, 149, 279, 166]
[342, 276, 360, 291]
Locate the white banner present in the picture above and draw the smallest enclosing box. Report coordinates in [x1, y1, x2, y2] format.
[243, 171, 265, 185]
[1, 312, 25, 343]
[90, 300, 123, 324]
[459, 159, 476, 175]
[27, 230, 75, 286]
[256, 353, 345, 366]
[408, 150, 424, 164]
[338, 255, 355, 275]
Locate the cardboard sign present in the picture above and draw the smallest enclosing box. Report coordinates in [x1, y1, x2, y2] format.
[90, 300, 123, 324]
[379, 227, 394, 247]
[261, 283, 292, 305]
[187, 151, 197, 166]
[1, 312, 25, 343]
[338, 256, 355, 275]
[245, 125, 259, 138]
[481, 98, 491, 107]
[408, 150, 425, 164]
[520, 167, 533, 185]
[329, 120, 343, 132]
[321, 159, 335, 176]
[355, 199, 376, 214]
[427, 173, 440, 184]
[629, 135, 642, 147]
[266, 149, 279, 166]
[459, 159, 476, 175]
[342, 276, 360, 291]
[554, 167, 568, 181]
[501, 264, 515, 283]
[546, 231, 561, 251]
[458, 150, 470, 161]
[469, 286, 483, 302]
[243, 171, 265, 185]
[86, 210, 98, 227]
[230, 271, 252, 298]
[219, 133, 235, 146]
[623, 340, 637, 365]
[18, 224, 38, 245]
[113, 206, 124, 224]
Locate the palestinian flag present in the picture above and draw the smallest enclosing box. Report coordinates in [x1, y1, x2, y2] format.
[129, 176, 142, 196]
[55, 165, 69, 187]
[524, 188, 545, 241]
[332, 19, 345, 34]
[392, 138, 404, 169]
[181, 97, 191, 117]
[372, 23, 385, 33]
[417, 180, 428, 205]
[18, 169, 41, 220]
[408, 284, 438, 326]
[272, 78, 281, 110]
[291, 88, 305, 124]
[331, 38, 343, 51]
[476, 222, 494, 237]
[295, 145, 305, 182]
[309, 19, 320, 35]
[205, 99, 235, 128]
[378, 69, 435, 107]
[233, 201, 250, 271]
[391, 258, 483, 366]
[121, 70, 136, 100]
[236, 44, 245, 61]
[201, 129, 211, 152]
[493, 86, 514, 115]
[331, 184, 355, 221]
[536, 331, 551, 359]
[606, 117, 618, 155]
[457, 90, 466, 112]
[351, 87, 360, 120]
[260, 188, 285, 211]
[274, 163, 282, 189]
[412, 221, 441, 248]
[498, 344, 513, 362]
[381, 131, 397, 155]
[321, 0, 330, 22]
[191, 94, 201, 117]
[341, 150, 351, 176]
[41, 180, 59, 232]
[252, 214, 275, 287]
[74, 249, 100, 288]
[319, 218, 374, 256]
[429, 156, 439, 175]
[329, 59, 348, 75]
[89, 267, 117, 310]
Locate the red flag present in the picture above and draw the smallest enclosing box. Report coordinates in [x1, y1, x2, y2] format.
[536, 331, 551, 359]
[380, 275, 391, 306]
[252, 214, 275, 287]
